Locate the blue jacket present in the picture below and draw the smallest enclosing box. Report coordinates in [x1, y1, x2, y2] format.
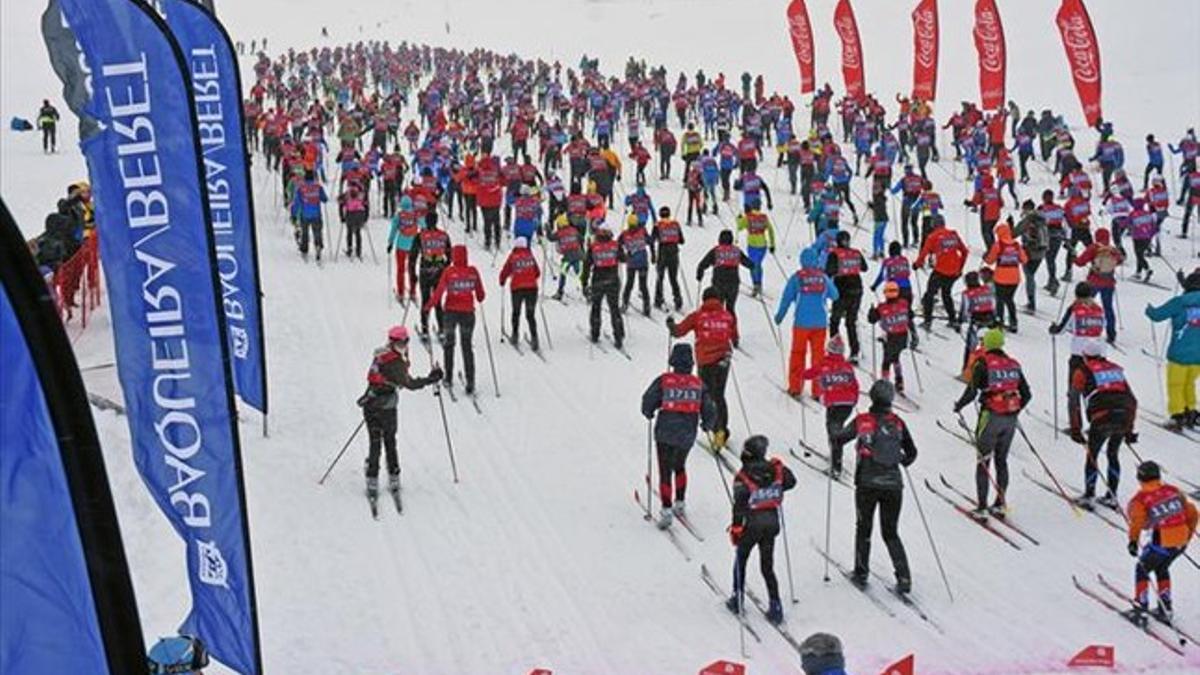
[775, 247, 838, 328]
[1146, 291, 1200, 365]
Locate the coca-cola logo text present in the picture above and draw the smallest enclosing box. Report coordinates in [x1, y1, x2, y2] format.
[790, 15, 813, 65]
[835, 16, 860, 69]
[974, 8, 1004, 74]
[1058, 14, 1099, 84]
[914, 8, 936, 69]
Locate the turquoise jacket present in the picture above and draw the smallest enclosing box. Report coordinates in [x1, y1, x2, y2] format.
[1146, 290, 1200, 365]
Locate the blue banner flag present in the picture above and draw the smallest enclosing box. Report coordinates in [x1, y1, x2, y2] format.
[160, 0, 268, 415]
[1, 201, 145, 674]
[55, 1, 262, 672]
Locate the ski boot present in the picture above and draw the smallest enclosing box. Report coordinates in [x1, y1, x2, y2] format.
[830, 463, 843, 481]
[849, 569, 869, 589]
[671, 500, 686, 517]
[989, 500, 1008, 520]
[712, 430, 728, 450]
[366, 476, 379, 499]
[656, 509, 673, 530]
[751, 283, 762, 299]
[1122, 605, 1150, 629]
[1073, 491, 1095, 510]
[970, 505, 989, 522]
[388, 473, 400, 494]
[896, 574, 912, 595]
[465, 381, 476, 397]
[1152, 600, 1174, 625]
[1097, 491, 1119, 510]
[725, 594, 741, 614]
[766, 598, 784, 625]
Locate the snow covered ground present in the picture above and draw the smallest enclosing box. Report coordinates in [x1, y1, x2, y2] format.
[3, 1, 1200, 673]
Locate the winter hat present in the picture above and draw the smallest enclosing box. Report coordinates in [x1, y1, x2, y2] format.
[1184, 269, 1200, 292]
[888, 241, 902, 257]
[869, 379, 895, 408]
[1095, 228, 1111, 245]
[148, 635, 208, 675]
[387, 325, 410, 342]
[514, 236, 529, 249]
[718, 229, 734, 245]
[826, 335, 845, 356]
[982, 327, 1005, 351]
[799, 632, 845, 675]
[1075, 281, 1095, 298]
[742, 435, 769, 459]
[1136, 461, 1161, 483]
[668, 343, 695, 372]
[702, 286, 722, 302]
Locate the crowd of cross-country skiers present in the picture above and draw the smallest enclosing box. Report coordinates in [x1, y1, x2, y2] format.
[243, 40, 1197, 635]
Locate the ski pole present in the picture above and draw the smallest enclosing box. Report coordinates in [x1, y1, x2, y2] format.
[1051, 333, 1060, 440]
[480, 309, 501, 398]
[1015, 421, 1081, 517]
[317, 418, 366, 485]
[539, 297, 553, 351]
[907, 346, 924, 394]
[364, 220, 379, 264]
[735, 553, 748, 659]
[822, 442, 833, 582]
[387, 248, 393, 307]
[902, 465, 955, 602]
[730, 361, 753, 437]
[778, 503, 799, 605]
[426, 347, 460, 482]
[644, 419, 654, 520]
[1149, 321, 1165, 410]
[709, 435, 735, 505]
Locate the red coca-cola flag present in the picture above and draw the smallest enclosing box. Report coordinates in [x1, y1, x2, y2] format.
[1067, 644, 1115, 667]
[699, 660, 746, 675]
[972, 0, 1006, 110]
[911, 0, 939, 101]
[786, 0, 816, 94]
[1056, 0, 1103, 126]
[833, 0, 865, 99]
[880, 654, 914, 675]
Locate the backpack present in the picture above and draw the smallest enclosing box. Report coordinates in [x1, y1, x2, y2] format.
[1093, 246, 1118, 275]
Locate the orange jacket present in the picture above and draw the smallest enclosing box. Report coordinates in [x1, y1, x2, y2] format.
[983, 224, 1027, 286]
[1127, 480, 1197, 549]
[915, 226, 969, 278]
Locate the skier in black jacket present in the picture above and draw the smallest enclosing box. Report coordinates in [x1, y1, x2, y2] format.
[726, 435, 797, 625]
[831, 379, 917, 592]
[641, 343, 717, 528]
[696, 229, 756, 320]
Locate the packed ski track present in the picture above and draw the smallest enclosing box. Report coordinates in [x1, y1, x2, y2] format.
[4, 0, 1200, 673]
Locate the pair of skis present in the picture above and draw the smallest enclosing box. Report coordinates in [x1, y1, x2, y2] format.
[787, 444, 853, 490]
[923, 475, 1040, 550]
[632, 489, 696, 561]
[367, 484, 403, 519]
[699, 564, 809, 657]
[810, 542, 939, 631]
[1072, 573, 1192, 656]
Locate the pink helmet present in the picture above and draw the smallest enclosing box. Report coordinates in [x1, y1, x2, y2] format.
[387, 325, 410, 342]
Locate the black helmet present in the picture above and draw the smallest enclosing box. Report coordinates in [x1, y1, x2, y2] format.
[718, 229, 734, 245]
[1074, 281, 1095, 299]
[1136, 461, 1161, 483]
[742, 434, 769, 459]
[836, 230, 851, 247]
[659, 206, 670, 218]
[668, 343, 694, 372]
[869, 379, 895, 408]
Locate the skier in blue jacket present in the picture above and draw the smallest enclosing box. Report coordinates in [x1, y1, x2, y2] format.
[775, 246, 839, 397]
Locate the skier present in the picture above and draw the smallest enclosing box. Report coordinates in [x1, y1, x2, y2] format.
[36, 99, 59, 153]
[867, 282, 914, 394]
[357, 326, 442, 498]
[1069, 340, 1138, 509]
[1036, 190, 1066, 296]
[425, 245, 485, 394]
[290, 170, 327, 261]
[776, 246, 839, 398]
[618, 213, 652, 316]
[735, 206, 776, 297]
[580, 222, 626, 348]
[414, 212, 452, 338]
[1073, 228, 1123, 344]
[957, 271, 997, 375]
[338, 180, 368, 260]
[733, 167, 774, 214]
[891, 164, 924, 248]
[802, 335, 860, 478]
[1144, 269, 1200, 430]
[953, 327, 1031, 519]
[640, 343, 717, 528]
[696, 229, 756, 320]
[830, 379, 916, 592]
[826, 231, 868, 362]
[914, 218, 969, 331]
[982, 221, 1028, 333]
[651, 206, 685, 311]
[548, 213, 585, 301]
[1010, 201, 1050, 313]
[498, 237, 541, 351]
[1124, 460, 1198, 626]
[726, 435, 797, 624]
[799, 633, 848, 675]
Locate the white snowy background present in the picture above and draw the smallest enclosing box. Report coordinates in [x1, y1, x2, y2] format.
[2, 1, 1200, 673]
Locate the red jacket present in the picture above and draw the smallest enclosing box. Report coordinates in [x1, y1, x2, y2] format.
[475, 155, 504, 209]
[499, 247, 541, 291]
[671, 298, 737, 367]
[915, 226, 969, 278]
[426, 245, 485, 313]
